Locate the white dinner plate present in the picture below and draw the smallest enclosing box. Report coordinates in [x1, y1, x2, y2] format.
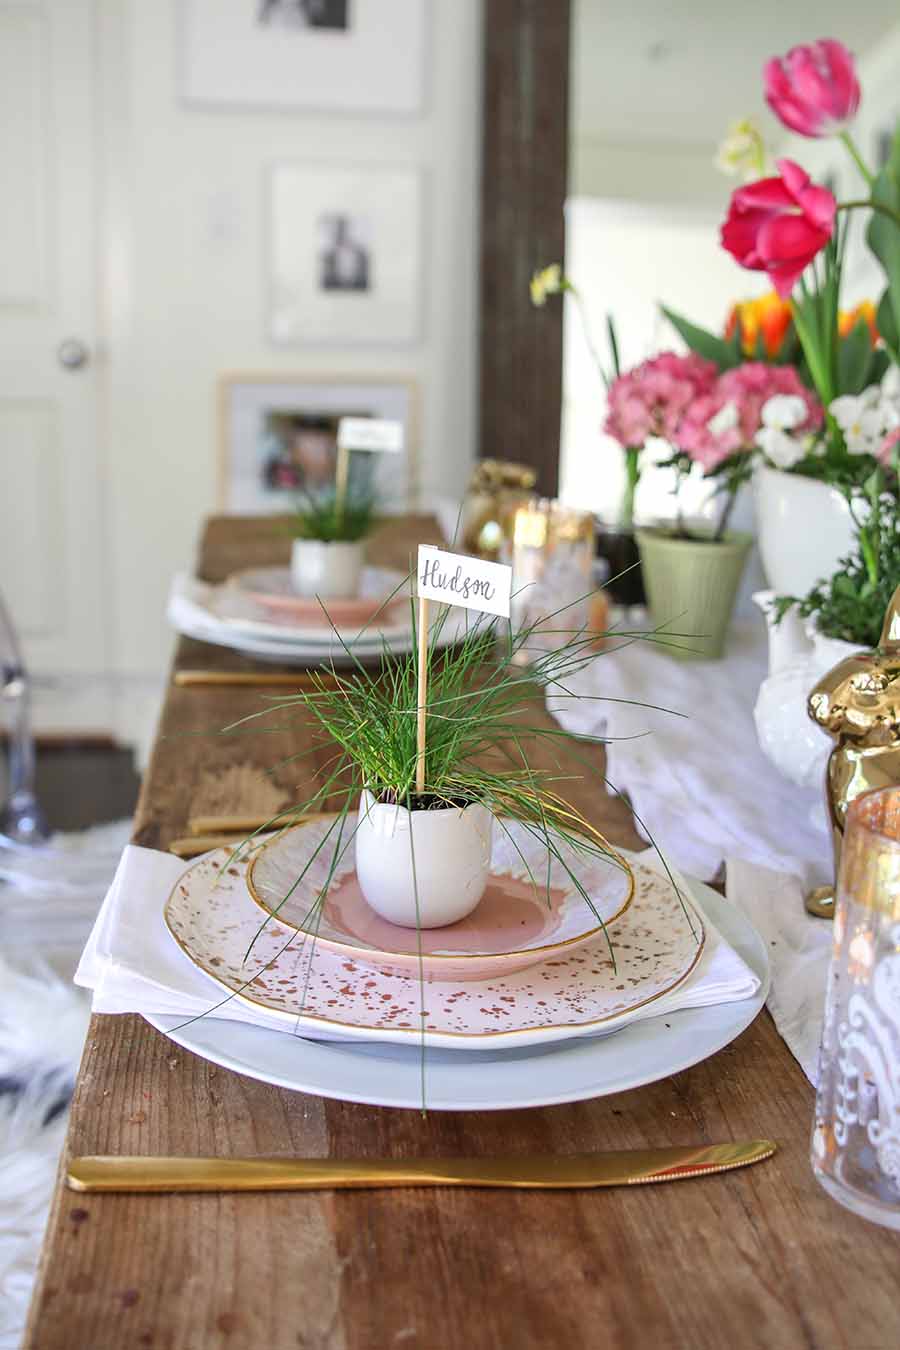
[146, 880, 768, 1111]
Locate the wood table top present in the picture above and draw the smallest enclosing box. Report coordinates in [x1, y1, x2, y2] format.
[24, 515, 900, 1350]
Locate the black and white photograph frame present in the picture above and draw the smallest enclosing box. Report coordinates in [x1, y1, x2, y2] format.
[218, 374, 419, 514]
[267, 163, 424, 346]
[180, 0, 428, 115]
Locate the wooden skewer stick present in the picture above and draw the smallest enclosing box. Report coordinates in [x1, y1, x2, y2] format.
[334, 440, 350, 532]
[415, 595, 430, 796]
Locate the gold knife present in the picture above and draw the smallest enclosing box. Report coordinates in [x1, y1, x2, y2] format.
[67, 1141, 775, 1193]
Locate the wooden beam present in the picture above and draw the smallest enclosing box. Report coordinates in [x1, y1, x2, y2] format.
[479, 0, 570, 495]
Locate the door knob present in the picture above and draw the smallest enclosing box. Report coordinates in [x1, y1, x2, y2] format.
[57, 337, 90, 370]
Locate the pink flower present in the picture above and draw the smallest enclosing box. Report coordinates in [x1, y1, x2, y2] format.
[676, 364, 821, 471]
[879, 427, 900, 465]
[721, 159, 836, 297]
[764, 40, 860, 138]
[605, 352, 717, 448]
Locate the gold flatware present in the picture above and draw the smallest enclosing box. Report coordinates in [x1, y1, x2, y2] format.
[174, 670, 330, 689]
[167, 834, 246, 859]
[187, 813, 308, 836]
[67, 1141, 775, 1193]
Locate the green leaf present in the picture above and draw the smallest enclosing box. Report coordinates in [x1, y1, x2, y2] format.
[877, 288, 900, 363]
[660, 305, 741, 370]
[837, 317, 878, 395]
[866, 137, 900, 348]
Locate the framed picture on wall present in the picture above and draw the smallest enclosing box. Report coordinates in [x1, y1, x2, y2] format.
[266, 163, 423, 345]
[218, 373, 419, 514]
[180, 0, 428, 115]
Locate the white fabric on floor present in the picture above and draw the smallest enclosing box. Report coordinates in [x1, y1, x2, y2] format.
[0, 820, 131, 1350]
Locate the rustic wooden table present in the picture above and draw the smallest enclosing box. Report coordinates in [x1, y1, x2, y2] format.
[25, 516, 900, 1350]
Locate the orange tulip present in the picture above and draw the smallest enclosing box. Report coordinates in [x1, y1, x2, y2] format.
[838, 300, 878, 344]
[725, 291, 793, 357]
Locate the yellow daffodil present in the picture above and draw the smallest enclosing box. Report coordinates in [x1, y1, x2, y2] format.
[715, 118, 770, 182]
[530, 263, 564, 308]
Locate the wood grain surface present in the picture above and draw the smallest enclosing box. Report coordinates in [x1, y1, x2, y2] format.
[25, 515, 900, 1350]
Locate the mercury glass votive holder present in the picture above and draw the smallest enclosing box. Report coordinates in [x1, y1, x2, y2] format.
[811, 786, 900, 1229]
[503, 500, 595, 666]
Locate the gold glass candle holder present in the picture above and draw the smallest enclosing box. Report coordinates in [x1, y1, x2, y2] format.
[504, 500, 596, 664]
[811, 786, 900, 1229]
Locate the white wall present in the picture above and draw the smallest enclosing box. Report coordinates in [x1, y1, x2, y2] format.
[559, 198, 757, 522]
[98, 0, 483, 677]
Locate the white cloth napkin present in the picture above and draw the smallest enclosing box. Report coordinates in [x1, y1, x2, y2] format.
[726, 860, 833, 1084]
[75, 844, 759, 1041]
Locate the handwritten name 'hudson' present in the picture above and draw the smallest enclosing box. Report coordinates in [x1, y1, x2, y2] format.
[420, 556, 496, 605]
[416, 546, 512, 619]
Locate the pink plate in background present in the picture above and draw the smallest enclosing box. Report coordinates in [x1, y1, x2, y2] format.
[227, 565, 407, 628]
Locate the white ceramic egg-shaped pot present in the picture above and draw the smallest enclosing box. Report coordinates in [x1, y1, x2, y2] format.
[291, 538, 363, 600]
[355, 790, 494, 928]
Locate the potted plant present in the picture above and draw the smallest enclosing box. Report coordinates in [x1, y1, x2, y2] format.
[289, 489, 376, 601]
[605, 350, 820, 658]
[242, 599, 645, 933]
[664, 37, 900, 596]
[529, 265, 645, 606]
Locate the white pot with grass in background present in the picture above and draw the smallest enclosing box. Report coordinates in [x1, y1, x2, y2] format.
[291, 539, 363, 600]
[355, 790, 494, 928]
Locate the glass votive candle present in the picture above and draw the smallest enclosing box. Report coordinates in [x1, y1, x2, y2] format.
[811, 785, 900, 1229]
[503, 500, 595, 665]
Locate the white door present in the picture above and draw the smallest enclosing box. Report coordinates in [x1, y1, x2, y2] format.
[0, 0, 107, 676]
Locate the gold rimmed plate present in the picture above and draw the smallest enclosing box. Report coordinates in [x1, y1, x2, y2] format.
[246, 815, 634, 980]
[162, 836, 705, 1051]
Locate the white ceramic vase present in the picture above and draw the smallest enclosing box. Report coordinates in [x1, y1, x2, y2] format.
[355, 790, 494, 928]
[754, 465, 856, 598]
[291, 539, 363, 600]
[752, 589, 864, 788]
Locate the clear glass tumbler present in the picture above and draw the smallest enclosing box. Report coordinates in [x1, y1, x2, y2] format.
[811, 786, 900, 1229]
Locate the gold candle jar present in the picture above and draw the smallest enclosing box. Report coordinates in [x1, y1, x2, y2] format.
[503, 500, 597, 664]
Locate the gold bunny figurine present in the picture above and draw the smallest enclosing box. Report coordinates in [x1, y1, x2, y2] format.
[806, 585, 900, 917]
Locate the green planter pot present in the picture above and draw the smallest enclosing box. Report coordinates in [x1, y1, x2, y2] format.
[636, 529, 752, 660]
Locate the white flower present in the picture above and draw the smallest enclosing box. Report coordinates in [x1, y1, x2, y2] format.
[757, 426, 808, 468]
[831, 388, 893, 456]
[706, 400, 739, 437]
[761, 394, 807, 431]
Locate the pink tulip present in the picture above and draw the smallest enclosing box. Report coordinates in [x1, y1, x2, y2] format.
[764, 39, 860, 138]
[720, 159, 836, 298]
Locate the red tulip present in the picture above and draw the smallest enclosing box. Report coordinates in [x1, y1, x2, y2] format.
[764, 39, 860, 138]
[720, 159, 836, 298]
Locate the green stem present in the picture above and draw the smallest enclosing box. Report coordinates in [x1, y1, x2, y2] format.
[838, 199, 900, 230]
[838, 130, 875, 189]
[620, 448, 640, 529]
[564, 282, 608, 389]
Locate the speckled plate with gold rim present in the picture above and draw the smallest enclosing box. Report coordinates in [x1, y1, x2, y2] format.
[246, 814, 634, 981]
[163, 840, 705, 1051]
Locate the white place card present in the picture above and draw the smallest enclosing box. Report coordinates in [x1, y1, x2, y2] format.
[417, 545, 512, 619]
[337, 417, 404, 453]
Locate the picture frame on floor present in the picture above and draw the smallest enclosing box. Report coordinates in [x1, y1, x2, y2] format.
[218, 373, 419, 514]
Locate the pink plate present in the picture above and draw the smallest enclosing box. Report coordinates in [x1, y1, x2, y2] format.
[245, 814, 635, 980]
[228, 565, 406, 628]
